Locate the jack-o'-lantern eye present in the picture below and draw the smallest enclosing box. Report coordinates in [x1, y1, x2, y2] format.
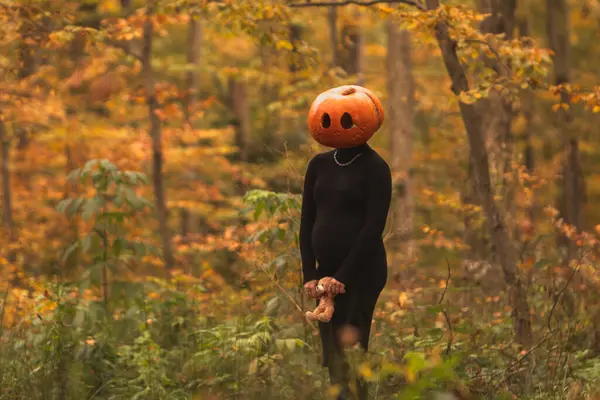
[321, 113, 331, 128]
[340, 112, 353, 129]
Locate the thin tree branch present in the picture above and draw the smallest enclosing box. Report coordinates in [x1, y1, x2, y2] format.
[438, 258, 452, 304]
[492, 329, 555, 386]
[467, 328, 555, 384]
[460, 38, 510, 77]
[288, 0, 427, 11]
[439, 258, 453, 354]
[546, 254, 582, 330]
[254, 259, 319, 335]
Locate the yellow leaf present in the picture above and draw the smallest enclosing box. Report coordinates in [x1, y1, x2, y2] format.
[358, 363, 375, 381]
[398, 292, 412, 307]
[99, 0, 120, 13]
[328, 384, 342, 398]
[593, 105, 600, 113]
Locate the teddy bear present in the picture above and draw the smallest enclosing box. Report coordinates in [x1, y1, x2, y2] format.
[305, 277, 336, 322]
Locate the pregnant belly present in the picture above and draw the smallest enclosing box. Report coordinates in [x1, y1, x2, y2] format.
[311, 216, 363, 263]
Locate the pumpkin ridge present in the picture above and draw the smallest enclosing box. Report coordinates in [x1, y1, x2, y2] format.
[361, 90, 383, 125]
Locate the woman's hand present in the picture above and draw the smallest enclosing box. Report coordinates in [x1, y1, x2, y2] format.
[322, 278, 345, 295]
[304, 280, 319, 298]
[329, 278, 346, 295]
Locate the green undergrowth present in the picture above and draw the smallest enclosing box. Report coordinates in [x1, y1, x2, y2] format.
[2, 172, 600, 400]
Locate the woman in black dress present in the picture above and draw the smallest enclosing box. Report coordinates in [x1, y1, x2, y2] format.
[300, 86, 392, 400]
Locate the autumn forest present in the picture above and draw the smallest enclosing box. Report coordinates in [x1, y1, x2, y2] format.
[1, 0, 600, 399]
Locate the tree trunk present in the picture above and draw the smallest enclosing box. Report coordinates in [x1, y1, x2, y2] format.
[546, 0, 593, 353]
[181, 13, 202, 243]
[0, 120, 13, 240]
[518, 13, 536, 240]
[180, 208, 190, 243]
[184, 14, 202, 124]
[340, 13, 364, 85]
[289, 22, 304, 75]
[461, 161, 488, 261]
[476, 0, 517, 237]
[328, 7, 338, 67]
[354, 10, 365, 86]
[229, 77, 250, 163]
[547, 0, 584, 260]
[16, 8, 37, 151]
[425, 0, 532, 347]
[142, 0, 175, 270]
[387, 20, 415, 267]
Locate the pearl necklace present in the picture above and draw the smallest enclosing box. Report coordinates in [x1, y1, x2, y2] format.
[334, 150, 362, 167]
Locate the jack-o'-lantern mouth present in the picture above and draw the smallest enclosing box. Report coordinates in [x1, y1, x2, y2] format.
[320, 112, 355, 130]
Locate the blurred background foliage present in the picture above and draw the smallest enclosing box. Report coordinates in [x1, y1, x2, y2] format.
[1, 0, 600, 399]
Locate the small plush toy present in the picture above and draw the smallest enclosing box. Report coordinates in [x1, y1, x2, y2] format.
[305, 277, 336, 322]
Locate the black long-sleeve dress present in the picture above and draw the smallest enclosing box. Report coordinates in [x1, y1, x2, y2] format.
[299, 142, 392, 371]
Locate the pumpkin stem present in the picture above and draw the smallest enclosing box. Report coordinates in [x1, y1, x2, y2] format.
[341, 87, 356, 96]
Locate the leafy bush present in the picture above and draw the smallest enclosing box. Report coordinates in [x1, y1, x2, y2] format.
[2, 165, 600, 400]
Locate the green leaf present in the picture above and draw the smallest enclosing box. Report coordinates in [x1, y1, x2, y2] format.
[277, 227, 286, 241]
[136, 173, 149, 185]
[61, 242, 79, 264]
[404, 352, 427, 375]
[533, 259, 552, 270]
[274, 338, 299, 352]
[66, 168, 81, 182]
[88, 262, 104, 286]
[82, 197, 102, 221]
[124, 188, 145, 210]
[99, 159, 117, 173]
[81, 234, 93, 253]
[113, 237, 124, 258]
[379, 361, 404, 378]
[81, 159, 99, 176]
[102, 211, 126, 224]
[56, 199, 71, 213]
[426, 305, 444, 315]
[67, 198, 85, 217]
[132, 241, 147, 257]
[253, 201, 265, 220]
[114, 188, 124, 207]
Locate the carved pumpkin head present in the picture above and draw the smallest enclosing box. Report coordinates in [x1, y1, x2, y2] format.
[307, 85, 384, 148]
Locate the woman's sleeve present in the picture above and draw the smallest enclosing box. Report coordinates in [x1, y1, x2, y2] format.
[333, 157, 392, 285]
[300, 156, 319, 284]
